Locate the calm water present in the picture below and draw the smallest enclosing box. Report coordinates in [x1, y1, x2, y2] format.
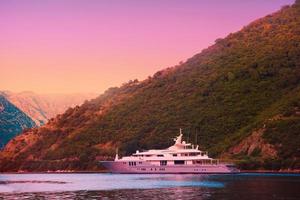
[0, 173, 299, 199]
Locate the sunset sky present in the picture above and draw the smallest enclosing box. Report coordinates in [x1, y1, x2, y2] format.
[0, 0, 295, 94]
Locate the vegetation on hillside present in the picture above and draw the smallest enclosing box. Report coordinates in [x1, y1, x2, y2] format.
[0, 2, 300, 171]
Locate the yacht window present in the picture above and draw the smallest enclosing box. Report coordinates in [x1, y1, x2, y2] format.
[172, 154, 177, 157]
[192, 160, 202, 164]
[202, 159, 211, 164]
[174, 160, 185, 165]
[157, 155, 164, 157]
[160, 161, 167, 166]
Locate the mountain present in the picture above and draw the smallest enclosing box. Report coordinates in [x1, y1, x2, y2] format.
[0, 91, 97, 147]
[1, 1, 300, 172]
[0, 91, 97, 126]
[0, 95, 35, 148]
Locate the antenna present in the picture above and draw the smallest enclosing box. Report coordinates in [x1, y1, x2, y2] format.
[187, 128, 190, 143]
[195, 127, 198, 145]
[197, 127, 201, 149]
[115, 148, 119, 161]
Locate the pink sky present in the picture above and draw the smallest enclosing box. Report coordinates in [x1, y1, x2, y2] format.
[0, 0, 295, 94]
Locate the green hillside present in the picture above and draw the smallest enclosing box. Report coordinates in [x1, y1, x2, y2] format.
[0, 95, 36, 148]
[1, 1, 300, 172]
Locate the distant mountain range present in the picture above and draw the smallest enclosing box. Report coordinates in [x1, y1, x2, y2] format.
[0, 91, 97, 126]
[1, 1, 300, 172]
[0, 96, 35, 147]
[0, 91, 97, 147]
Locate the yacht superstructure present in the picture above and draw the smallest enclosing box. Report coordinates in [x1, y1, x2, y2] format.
[100, 129, 239, 173]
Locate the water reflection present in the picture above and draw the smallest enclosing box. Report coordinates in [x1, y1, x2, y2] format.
[0, 174, 223, 193]
[0, 173, 299, 199]
[1, 188, 215, 200]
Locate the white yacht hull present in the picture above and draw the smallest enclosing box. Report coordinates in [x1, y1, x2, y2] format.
[100, 131, 240, 174]
[100, 161, 239, 174]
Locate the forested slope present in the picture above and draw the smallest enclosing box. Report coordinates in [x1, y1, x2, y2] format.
[1, 1, 300, 171]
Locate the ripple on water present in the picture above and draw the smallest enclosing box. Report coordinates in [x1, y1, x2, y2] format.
[0, 187, 215, 200]
[0, 173, 299, 200]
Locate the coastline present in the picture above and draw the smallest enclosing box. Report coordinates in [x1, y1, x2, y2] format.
[240, 169, 300, 174]
[1, 169, 300, 174]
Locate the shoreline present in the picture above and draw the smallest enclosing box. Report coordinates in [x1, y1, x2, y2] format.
[1, 170, 300, 174]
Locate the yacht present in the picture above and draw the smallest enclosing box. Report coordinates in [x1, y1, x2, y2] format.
[100, 129, 239, 173]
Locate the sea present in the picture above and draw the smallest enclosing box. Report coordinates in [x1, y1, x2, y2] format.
[0, 173, 299, 199]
